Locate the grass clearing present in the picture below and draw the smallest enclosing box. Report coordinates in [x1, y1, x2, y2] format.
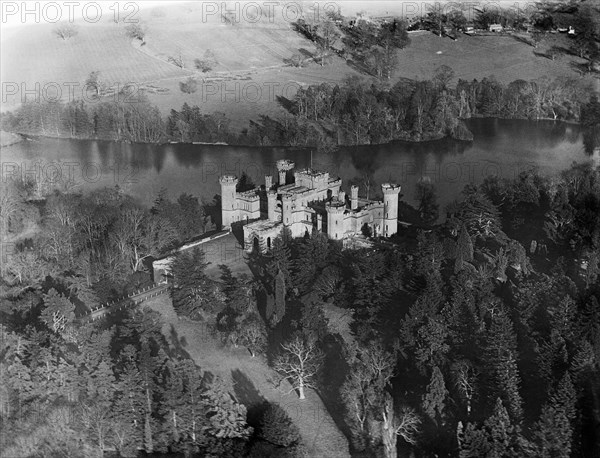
[394, 31, 594, 84]
[143, 293, 351, 457]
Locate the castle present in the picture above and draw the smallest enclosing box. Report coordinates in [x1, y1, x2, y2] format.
[220, 160, 401, 253]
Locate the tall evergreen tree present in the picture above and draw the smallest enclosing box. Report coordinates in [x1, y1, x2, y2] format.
[422, 365, 449, 426]
[170, 248, 213, 317]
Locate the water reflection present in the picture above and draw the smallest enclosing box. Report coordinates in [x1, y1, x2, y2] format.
[2, 119, 590, 207]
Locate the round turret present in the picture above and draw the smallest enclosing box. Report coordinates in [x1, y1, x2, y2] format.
[381, 183, 401, 237]
[326, 200, 346, 240]
[220, 175, 239, 229]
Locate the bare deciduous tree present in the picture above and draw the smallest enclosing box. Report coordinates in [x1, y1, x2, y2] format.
[53, 23, 78, 40]
[125, 23, 146, 41]
[274, 335, 323, 399]
[382, 393, 421, 458]
[168, 51, 185, 69]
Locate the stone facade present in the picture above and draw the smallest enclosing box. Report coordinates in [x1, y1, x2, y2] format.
[219, 160, 401, 253]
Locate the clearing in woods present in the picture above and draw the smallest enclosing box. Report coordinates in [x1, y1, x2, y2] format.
[143, 293, 351, 458]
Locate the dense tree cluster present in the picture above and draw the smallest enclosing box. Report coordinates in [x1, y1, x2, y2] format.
[1, 181, 211, 302]
[247, 162, 599, 457]
[289, 73, 592, 145]
[1, 77, 595, 148]
[0, 183, 302, 457]
[0, 302, 253, 456]
[0, 95, 163, 143]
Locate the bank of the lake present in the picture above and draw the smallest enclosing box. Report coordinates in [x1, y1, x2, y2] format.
[2, 119, 594, 211]
[0, 130, 23, 148]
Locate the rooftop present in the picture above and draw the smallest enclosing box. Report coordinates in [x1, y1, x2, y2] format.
[245, 219, 282, 232]
[279, 184, 311, 195]
[296, 168, 330, 179]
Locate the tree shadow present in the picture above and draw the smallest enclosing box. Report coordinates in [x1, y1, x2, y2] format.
[298, 48, 314, 60]
[168, 323, 192, 360]
[317, 333, 355, 442]
[344, 58, 375, 77]
[275, 95, 295, 113]
[569, 60, 590, 76]
[202, 194, 222, 230]
[533, 51, 552, 60]
[511, 34, 532, 47]
[231, 369, 268, 428]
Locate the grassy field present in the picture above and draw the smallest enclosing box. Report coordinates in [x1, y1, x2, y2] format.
[143, 293, 351, 457]
[396, 30, 594, 83]
[1, 2, 596, 128]
[0, 21, 190, 110]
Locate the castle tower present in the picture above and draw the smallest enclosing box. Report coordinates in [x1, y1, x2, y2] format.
[220, 175, 239, 229]
[267, 190, 277, 221]
[338, 190, 346, 205]
[381, 183, 401, 237]
[350, 185, 359, 210]
[276, 159, 295, 186]
[326, 200, 346, 240]
[265, 175, 273, 190]
[282, 194, 293, 227]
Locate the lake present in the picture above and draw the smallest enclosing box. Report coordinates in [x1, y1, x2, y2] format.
[1, 119, 596, 209]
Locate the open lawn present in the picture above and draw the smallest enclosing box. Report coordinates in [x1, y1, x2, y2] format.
[0, 22, 190, 110]
[394, 31, 595, 84]
[143, 293, 351, 457]
[2, 3, 596, 129]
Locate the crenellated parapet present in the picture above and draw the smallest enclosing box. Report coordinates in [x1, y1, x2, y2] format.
[381, 183, 401, 195]
[220, 175, 239, 186]
[326, 200, 346, 214]
[276, 159, 295, 172]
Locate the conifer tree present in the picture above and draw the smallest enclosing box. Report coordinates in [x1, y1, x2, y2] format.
[259, 403, 301, 447]
[271, 269, 286, 327]
[455, 223, 474, 273]
[266, 236, 292, 294]
[422, 365, 449, 426]
[483, 311, 523, 421]
[170, 248, 212, 317]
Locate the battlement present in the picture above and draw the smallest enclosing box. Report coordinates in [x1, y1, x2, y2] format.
[381, 183, 401, 195]
[220, 175, 238, 185]
[326, 200, 346, 214]
[237, 190, 260, 201]
[276, 159, 295, 172]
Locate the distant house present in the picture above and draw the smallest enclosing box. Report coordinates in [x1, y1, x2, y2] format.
[489, 23, 503, 32]
[568, 26, 576, 35]
[465, 26, 475, 35]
